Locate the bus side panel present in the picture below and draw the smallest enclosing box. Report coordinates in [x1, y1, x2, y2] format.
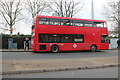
[98, 43, 109, 50]
[83, 34, 93, 50]
[58, 43, 87, 51]
[98, 28, 109, 50]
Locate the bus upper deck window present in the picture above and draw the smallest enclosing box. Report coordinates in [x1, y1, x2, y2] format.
[38, 17, 46, 24]
[94, 22, 104, 28]
[31, 32, 35, 38]
[84, 22, 93, 27]
[63, 19, 70, 25]
[32, 25, 34, 29]
[104, 22, 107, 28]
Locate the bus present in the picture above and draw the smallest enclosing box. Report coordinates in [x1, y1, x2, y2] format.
[31, 15, 109, 52]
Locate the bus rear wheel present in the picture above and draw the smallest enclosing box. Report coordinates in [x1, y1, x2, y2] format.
[91, 45, 97, 52]
[51, 45, 59, 53]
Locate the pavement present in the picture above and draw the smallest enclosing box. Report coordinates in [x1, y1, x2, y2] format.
[4, 67, 118, 78]
[1, 49, 119, 75]
[2, 56, 119, 75]
[0, 49, 32, 52]
[0, 48, 118, 52]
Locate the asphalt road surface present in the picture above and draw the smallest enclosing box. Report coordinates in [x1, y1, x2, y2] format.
[2, 50, 118, 60]
[3, 67, 118, 78]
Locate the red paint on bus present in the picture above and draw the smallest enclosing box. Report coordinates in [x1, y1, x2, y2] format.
[31, 15, 109, 52]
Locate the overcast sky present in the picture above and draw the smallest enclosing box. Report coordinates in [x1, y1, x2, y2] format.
[1, 0, 112, 35]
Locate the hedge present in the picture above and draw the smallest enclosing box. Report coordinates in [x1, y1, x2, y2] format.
[1, 34, 31, 49]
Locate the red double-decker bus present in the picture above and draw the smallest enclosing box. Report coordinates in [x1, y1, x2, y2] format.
[31, 15, 109, 52]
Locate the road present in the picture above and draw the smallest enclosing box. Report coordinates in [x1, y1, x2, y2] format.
[2, 50, 118, 60]
[3, 67, 118, 78]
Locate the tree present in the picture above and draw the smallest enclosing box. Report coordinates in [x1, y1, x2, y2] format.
[103, 0, 120, 37]
[26, 0, 47, 18]
[0, 0, 22, 35]
[47, 0, 84, 18]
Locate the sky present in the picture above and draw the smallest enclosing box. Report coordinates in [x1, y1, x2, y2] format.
[0, 0, 112, 35]
[79, 0, 106, 19]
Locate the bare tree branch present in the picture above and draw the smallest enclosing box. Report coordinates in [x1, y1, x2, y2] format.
[103, 0, 120, 37]
[26, 0, 47, 18]
[0, 0, 22, 34]
[48, 0, 84, 18]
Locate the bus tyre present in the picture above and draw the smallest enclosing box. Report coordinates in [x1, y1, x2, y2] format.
[91, 45, 97, 52]
[51, 45, 59, 53]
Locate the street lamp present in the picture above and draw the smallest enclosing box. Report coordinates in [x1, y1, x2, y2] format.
[91, 0, 94, 19]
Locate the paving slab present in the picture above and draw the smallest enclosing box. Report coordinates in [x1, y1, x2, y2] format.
[2, 56, 119, 75]
[0, 48, 118, 52]
[0, 49, 32, 52]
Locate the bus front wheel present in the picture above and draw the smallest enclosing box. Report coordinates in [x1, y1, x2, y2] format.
[91, 45, 97, 52]
[51, 45, 59, 53]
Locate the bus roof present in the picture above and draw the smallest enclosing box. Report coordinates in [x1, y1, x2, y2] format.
[36, 15, 106, 22]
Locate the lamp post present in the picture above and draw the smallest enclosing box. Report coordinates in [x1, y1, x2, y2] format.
[91, 0, 94, 19]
